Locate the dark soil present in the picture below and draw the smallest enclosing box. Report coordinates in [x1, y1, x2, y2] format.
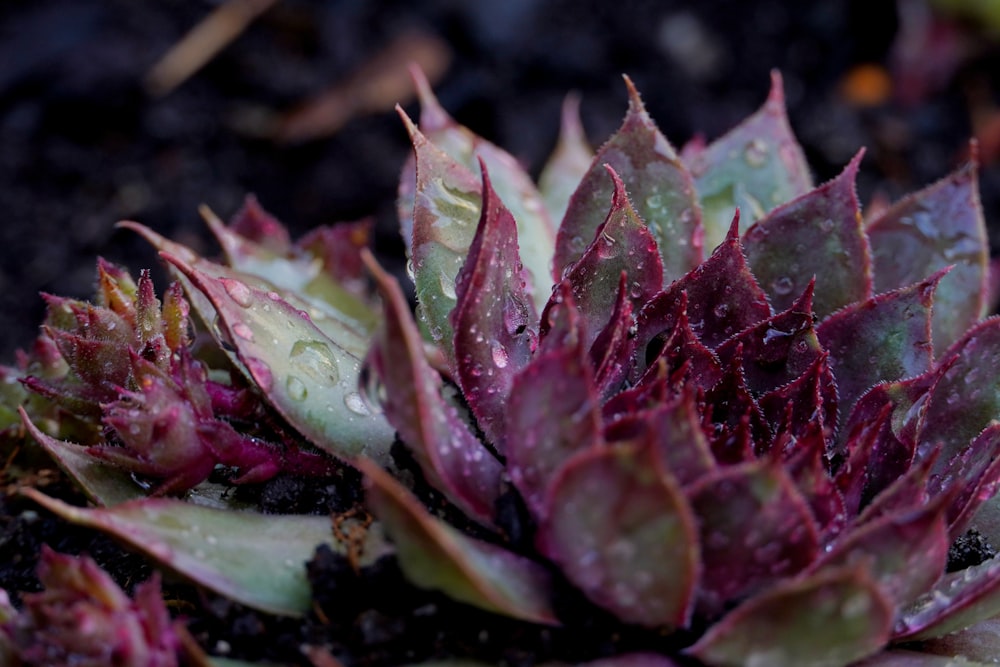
[5, 0, 1000, 664]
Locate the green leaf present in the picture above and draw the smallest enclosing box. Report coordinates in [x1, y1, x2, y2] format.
[817, 270, 943, 422]
[687, 564, 893, 667]
[23, 490, 386, 617]
[410, 71, 557, 313]
[539, 93, 594, 223]
[555, 77, 702, 283]
[359, 459, 559, 626]
[684, 71, 813, 249]
[867, 159, 989, 354]
[744, 151, 871, 318]
[163, 254, 395, 466]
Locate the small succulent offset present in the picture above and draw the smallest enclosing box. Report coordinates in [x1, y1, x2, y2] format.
[5, 70, 1000, 667]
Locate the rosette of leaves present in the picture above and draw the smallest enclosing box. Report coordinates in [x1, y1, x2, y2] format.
[355, 72, 1000, 667]
[5, 71, 1000, 667]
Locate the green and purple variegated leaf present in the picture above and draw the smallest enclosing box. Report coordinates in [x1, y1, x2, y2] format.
[122, 222, 371, 357]
[686, 460, 819, 617]
[642, 389, 716, 487]
[929, 422, 1000, 540]
[20, 408, 145, 507]
[23, 489, 376, 617]
[867, 158, 989, 355]
[743, 151, 871, 318]
[409, 71, 557, 313]
[359, 460, 558, 626]
[365, 252, 503, 527]
[684, 71, 813, 249]
[855, 650, 997, 666]
[555, 79, 701, 283]
[561, 167, 663, 350]
[201, 204, 377, 333]
[537, 439, 699, 628]
[893, 555, 1000, 642]
[817, 270, 944, 423]
[815, 497, 950, 607]
[635, 214, 771, 355]
[162, 254, 395, 466]
[451, 164, 537, 451]
[759, 352, 836, 451]
[918, 317, 1000, 473]
[687, 564, 893, 667]
[539, 94, 594, 223]
[702, 351, 771, 462]
[401, 111, 483, 357]
[915, 616, 1000, 663]
[505, 335, 602, 518]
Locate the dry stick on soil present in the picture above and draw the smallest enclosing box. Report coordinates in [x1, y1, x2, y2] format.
[145, 0, 280, 96]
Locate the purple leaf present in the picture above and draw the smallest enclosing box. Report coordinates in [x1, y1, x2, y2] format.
[783, 426, 847, 542]
[688, 564, 893, 667]
[365, 253, 503, 527]
[929, 422, 1000, 540]
[590, 274, 638, 398]
[893, 555, 1000, 642]
[562, 167, 663, 350]
[817, 269, 943, 422]
[916, 617, 1000, 663]
[702, 350, 771, 463]
[163, 254, 395, 466]
[686, 460, 819, 616]
[918, 317, 1000, 474]
[744, 152, 871, 318]
[634, 290, 724, 391]
[715, 280, 832, 397]
[635, 214, 772, 352]
[867, 158, 989, 354]
[506, 339, 602, 519]
[451, 162, 538, 451]
[359, 459, 558, 626]
[647, 390, 717, 486]
[857, 451, 937, 526]
[836, 405, 892, 519]
[759, 352, 837, 451]
[684, 71, 813, 249]
[815, 497, 950, 607]
[539, 93, 594, 223]
[555, 78, 701, 283]
[409, 71, 557, 312]
[537, 438, 700, 628]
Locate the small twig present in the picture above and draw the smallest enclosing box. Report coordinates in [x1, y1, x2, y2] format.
[146, 0, 280, 97]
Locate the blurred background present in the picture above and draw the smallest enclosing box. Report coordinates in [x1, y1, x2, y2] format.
[2, 0, 1000, 358]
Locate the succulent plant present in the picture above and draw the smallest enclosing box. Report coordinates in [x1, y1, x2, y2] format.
[5, 70, 1000, 667]
[0, 547, 179, 667]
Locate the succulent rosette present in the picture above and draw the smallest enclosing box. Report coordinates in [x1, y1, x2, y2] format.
[5, 70, 1000, 667]
[354, 72, 1000, 666]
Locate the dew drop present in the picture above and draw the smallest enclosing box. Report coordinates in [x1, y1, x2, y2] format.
[289, 339, 340, 385]
[713, 302, 729, 319]
[744, 139, 768, 167]
[222, 279, 254, 308]
[232, 322, 254, 341]
[491, 342, 509, 368]
[244, 357, 273, 391]
[344, 391, 371, 416]
[819, 218, 835, 232]
[771, 276, 794, 295]
[645, 194, 663, 210]
[440, 271, 457, 300]
[286, 376, 307, 401]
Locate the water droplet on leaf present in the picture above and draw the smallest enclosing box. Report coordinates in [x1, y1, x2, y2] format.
[222, 279, 254, 308]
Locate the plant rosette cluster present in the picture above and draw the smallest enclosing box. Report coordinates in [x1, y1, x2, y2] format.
[4, 70, 1000, 667]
